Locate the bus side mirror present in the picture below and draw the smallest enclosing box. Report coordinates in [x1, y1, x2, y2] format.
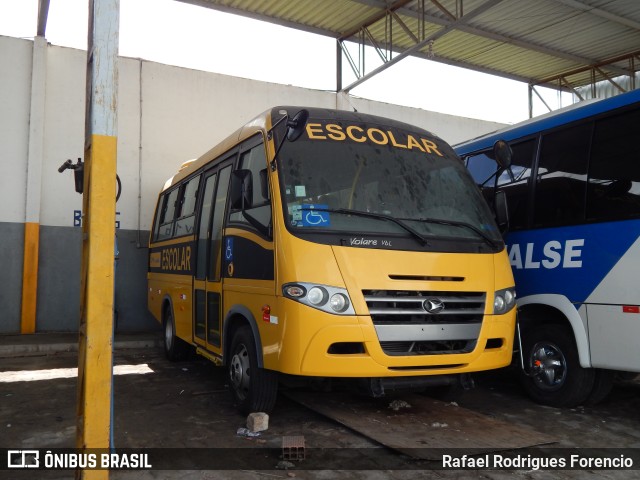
[230, 169, 253, 211]
[495, 190, 509, 234]
[286, 109, 309, 142]
[269, 109, 310, 172]
[493, 140, 512, 169]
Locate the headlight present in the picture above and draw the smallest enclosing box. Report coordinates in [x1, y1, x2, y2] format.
[493, 287, 516, 314]
[504, 288, 516, 307]
[307, 287, 328, 306]
[330, 293, 349, 313]
[282, 282, 354, 315]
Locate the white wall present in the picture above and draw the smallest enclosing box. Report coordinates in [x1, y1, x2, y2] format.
[0, 36, 32, 224]
[40, 45, 87, 228]
[2, 35, 505, 232]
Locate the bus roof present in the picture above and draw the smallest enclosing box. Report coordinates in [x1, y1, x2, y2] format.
[161, 105, 447, 191]
[455, 89, 640, 155]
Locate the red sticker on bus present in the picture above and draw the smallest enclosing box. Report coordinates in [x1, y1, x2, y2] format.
[622, 306, 640, 314]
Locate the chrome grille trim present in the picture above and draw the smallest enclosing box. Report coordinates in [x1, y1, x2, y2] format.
[363, 290, 486, 318]
[363, 289, 486, 356]
[375, 323, 481, 342]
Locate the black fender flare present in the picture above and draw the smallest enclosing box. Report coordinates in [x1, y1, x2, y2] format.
[223, 305, 264, 368]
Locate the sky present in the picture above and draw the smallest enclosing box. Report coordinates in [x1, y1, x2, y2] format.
[0, 0, 572, 124]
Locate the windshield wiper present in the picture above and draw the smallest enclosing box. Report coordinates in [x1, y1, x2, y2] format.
[299, 206, 430, 247]
[409, 216, 501, 249]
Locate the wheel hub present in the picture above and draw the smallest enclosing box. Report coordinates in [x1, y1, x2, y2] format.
[229, 345, 251, 399]
[530, 342, 567, 391]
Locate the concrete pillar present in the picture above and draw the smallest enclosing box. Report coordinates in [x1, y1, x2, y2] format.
[20, 35, 48, 334]
[76, 1, 119, 478]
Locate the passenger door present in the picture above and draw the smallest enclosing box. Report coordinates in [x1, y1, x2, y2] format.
[193, 157, 234, 354]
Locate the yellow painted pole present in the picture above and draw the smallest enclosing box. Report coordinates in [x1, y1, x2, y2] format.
[20, 222, 40, 333]
[76, 1, 119, 479]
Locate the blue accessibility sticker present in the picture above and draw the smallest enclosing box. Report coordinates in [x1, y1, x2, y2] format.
[224, 237, 234, 261]
[301, 204, 331, 227]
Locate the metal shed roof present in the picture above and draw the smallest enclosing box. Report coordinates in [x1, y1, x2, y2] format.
[175, 0, 640, 97]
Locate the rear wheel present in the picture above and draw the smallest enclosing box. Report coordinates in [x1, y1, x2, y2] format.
[163, 306, 189, 361]
[520, 324, 595, 407]
[228, 325, 278, 414]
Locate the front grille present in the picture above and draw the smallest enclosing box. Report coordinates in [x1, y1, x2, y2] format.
[363, 289, 486, 356]
[362, 289, 486, 325]
[381, 340, 476, 356]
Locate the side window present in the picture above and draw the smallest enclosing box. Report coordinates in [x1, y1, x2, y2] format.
[152, 195, 164, 241]
[587, 108, 640, 221]
[465, 152, 497, 186]
[195, 173, 217, 280]
[533, 124, 591, 228]
[174, 175, 200, 237]
[229, 142, 271, 232]
[497, 141, 535, 187]
[466, 140, 536, 231]
[208, 166, 232, 281]
[157, 187, 179, 241]
[464, 152, 497, 210]
[499, 139, 536, 230]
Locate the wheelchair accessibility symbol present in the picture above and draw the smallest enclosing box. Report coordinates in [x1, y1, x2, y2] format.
[225, 238, 233, 261]
[301, 204, 330, 227]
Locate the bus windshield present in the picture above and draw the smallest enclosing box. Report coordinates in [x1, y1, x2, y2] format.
[278, 130, 502, 249]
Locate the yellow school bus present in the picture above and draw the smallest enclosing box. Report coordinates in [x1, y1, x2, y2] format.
[148, 106, 516, 413]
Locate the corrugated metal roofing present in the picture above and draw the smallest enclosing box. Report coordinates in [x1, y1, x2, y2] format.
[177, 0, 640, 92]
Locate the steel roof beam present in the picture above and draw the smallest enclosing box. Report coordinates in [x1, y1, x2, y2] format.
[363, 25, 389, 63]
[430, 0, 457, 21]
[37, 0, 50, 37]
[339, 0, 414, 40]
[390, 10, 419, 44]
[536, 49, 640, 86]
[559, 76, 585, 101]
[342, 0, 572, 91]
[340, 0, 504, 92]
[594, 67, 627, 93]
[177, 0, 636, 91]
[350, 0, 632, 78]
[531, 86, 553, 113]
[551, 0, 640, 31]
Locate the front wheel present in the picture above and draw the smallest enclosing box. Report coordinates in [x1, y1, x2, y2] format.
[520, 324, 595, 407]
[228, 325, 278, 414]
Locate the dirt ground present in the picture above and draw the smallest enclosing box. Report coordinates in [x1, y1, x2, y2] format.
[1, 342, 639, 479]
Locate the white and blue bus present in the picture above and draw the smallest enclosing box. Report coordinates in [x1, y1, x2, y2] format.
[456, 89, 640, 407]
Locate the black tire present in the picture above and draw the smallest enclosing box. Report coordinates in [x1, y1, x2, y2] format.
[163, 306, 189, 361]
[520, 324, 595, 407]
[585, 369, 614, 406]
[615, 371, 640, 382]
[228, 325, 278, 414]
